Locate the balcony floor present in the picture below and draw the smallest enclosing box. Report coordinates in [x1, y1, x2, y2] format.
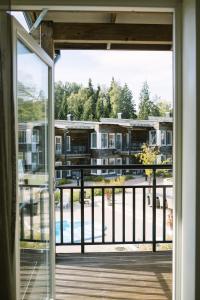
[56, 251, 172, 300]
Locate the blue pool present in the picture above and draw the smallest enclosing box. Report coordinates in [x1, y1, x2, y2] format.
[56, 220, 107, 243]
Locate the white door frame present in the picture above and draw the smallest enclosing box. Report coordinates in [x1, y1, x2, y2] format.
[12, 18, 55, 300]
[11, 1, 185, 299]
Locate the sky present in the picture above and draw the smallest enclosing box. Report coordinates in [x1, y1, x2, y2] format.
[13, 12, 173, 107]
[55, 50, 173, 107]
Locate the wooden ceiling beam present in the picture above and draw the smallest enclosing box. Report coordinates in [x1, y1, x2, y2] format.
[54, 42, 172, 51]
[53, 22, 172, 43]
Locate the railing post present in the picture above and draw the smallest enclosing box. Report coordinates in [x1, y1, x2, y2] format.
[152, 169, 157, 252]
[80, 169, 85, 254]
[40, 190, 45, 241]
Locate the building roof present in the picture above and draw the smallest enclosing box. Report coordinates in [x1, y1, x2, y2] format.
[55, 120, 98, 130]
[55, 117, 173, 130]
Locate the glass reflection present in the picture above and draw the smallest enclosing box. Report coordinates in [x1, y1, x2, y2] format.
[17, 40, 50, 299]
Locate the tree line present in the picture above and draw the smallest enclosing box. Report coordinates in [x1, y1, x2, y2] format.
[55, 79, 172, 121]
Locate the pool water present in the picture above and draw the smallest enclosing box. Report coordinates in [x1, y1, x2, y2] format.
[56, 220, 106, 243]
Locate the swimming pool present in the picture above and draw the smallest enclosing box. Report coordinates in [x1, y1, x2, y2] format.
[56, 220, 107, 243]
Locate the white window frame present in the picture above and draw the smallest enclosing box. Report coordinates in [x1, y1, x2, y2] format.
[116, 133, 122, 149]
[66, 135, 71, 152]
[160, 130, 166, 146]
[126, 133, 130, 147]
[91, 132, 97, 149]
[108, 157, 115, 174]
[166, 130, 172, 146]
[149, 130, 157, 146]
[55, 136, 62, 154]
[116, 157, 122, 175]
[18, 130, 26, 143]
[55, 161, 62, 179]
[32, 129, 39, 143]
[108, 133, 115, 149]
[66, 161, 71, 177]
[101, 158, 108, 175]
[101, 133, 108, 149]
[91, 158, 97, 175]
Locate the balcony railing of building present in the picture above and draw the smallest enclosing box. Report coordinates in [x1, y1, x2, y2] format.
[56, 145, 89, 155]
[19, 164, 173, 254]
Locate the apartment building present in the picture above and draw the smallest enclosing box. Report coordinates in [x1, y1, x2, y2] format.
[55, 116, 173, 179]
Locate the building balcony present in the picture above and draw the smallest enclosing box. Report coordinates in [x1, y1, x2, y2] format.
[56, 145, 91, 157]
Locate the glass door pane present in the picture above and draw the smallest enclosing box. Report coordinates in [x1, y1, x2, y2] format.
[17, 39, 52, 299]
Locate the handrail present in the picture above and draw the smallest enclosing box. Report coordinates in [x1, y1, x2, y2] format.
[55, 164, 172, 170]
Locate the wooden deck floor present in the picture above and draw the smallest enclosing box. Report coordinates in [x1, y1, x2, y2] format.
[56, 251, 172, 300]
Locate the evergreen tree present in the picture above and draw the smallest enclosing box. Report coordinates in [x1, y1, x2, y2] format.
[120, 83, 137, 119]
[108, 78, 122, 117]
[85, 79, 97, 120]
[138, 81, 152, 119]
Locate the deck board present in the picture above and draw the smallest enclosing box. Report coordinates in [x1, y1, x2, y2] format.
[56, 251, 172, 300]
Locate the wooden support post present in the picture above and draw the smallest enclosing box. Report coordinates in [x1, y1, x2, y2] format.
[41, 21, 54, 60]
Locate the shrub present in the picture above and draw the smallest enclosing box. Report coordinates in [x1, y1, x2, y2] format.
[54, 190, 60, 204]
[84, 175, 104, 182]
[125, 174, 134, 180]
[57, 178, 72, 185]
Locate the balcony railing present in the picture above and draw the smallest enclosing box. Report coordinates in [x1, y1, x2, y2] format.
[19, 164, 173, 253]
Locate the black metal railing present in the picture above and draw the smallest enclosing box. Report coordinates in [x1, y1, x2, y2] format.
[19, 164, 173, 253]
[19, 184, 49, 243]
[55, 164, 173, 253]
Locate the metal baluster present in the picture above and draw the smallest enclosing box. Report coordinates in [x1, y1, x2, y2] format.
[102, 188, 105, 243]
[163, 187, 166, 241]
[30, 187, 34, 240]
[122, 187, 125, 243]
[80, 169, 85, 253]
[40, 190, 45, 241]
[91, 188, 94, 243]
[60, 188, 63, 244]
[152, 169, 157, 252]
[71, 188, 74, 244]
[143, 187, 146, 242]
[20, 186, 24, 240]
[112, 187, 115, 243]
[133, 187, 135, 243]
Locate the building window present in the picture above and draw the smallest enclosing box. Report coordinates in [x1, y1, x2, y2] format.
[109, 133, 115, 149]
[101, 158, 108, 174]
[32, 129, 39, 143]
[126, 133, 130, 147]
[66, 161, 71, 177]
[91, 132, 97, 149]
[116, 157, 122, 175]
[161, 130, 166, 146]
[32, 152, 39, 164]
[108, 158, 115, 174]
[91, 158, 97, 175]
[55, 161, 62, 179]
[18, 130, 26, 143]
[101, 133, 108, 149]
[55, 136, 62, 154]
[149, 131, 157, 145]
[116, 133, 122, 149]
[166, 131, 172, 146]
[66, 136, 71, 151]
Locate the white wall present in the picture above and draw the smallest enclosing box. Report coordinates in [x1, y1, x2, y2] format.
[182, 0, 200, 299]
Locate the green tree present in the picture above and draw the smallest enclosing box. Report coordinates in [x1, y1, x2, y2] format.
[138, 81, 163, 119]
[156, 100, 172, 117]
[135, 143, 159, 184]
[67, 88, 86, 120]
[120, 83, 137, 118]
[138, 81, 152, 119]
[108, 78, 122, 117]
